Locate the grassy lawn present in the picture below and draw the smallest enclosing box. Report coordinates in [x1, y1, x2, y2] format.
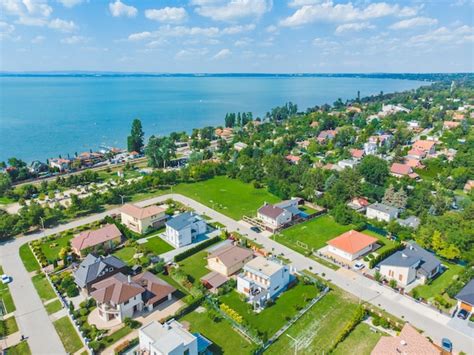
[361, 229, 397, 255]
[182, 308, 256, 355]
[220, 282, 319, 337]
[266, 287, 359, 355]
[174, 176, 280, 220]
[1, 316, 19, 336]
[53, 316, 83, 353]
[273, 215, 354, 254]
[19, 243, 40, 272]
[178, 250, 210, 283]
[32, 274, 56, 302]
[0, 266, 15, 313]
[103, 325, 133, 345]
[141, 235, 174, 255]
[5, 341, 31, 355]
[0, 196, 14, 204]
[40, 233, 73, 262]
[112, 246, 137, 265]
[45, 299, 63, 315]
[411, 263, 464, 300]
[333, 323, 383, 355]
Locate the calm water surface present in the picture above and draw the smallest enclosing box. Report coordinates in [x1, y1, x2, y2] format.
[0, 76, 426, 162]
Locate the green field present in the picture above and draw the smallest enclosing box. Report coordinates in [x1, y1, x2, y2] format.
[182, 309, 257, 354]
[45, 299, 63, 315]
[361, 230, 397, 255]
[333, 323, 383, 355]
[0, 196, 14, 204]
[220, 282, 319, 337]
[174, 176, 280, 220]
[53, 316, 84, 353]
[19, 244, 40, 272]
[32, 274, 56, 302]
[273, 215, 354, 254]
[112, 246, 136, 265]
[0, 266, 15, 313]
[40, 233, 73, 261]
[266, 286, 359, 354]
[141, 235, 174, 255]
[411, 263, 464, 300]
[178, 250, 210, 283]
[5, 341, 31, 355]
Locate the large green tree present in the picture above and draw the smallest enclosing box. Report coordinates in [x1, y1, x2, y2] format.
[127, 119, 144, 153]
[146, 136, 176, 168]
[358, 155, 389, 185]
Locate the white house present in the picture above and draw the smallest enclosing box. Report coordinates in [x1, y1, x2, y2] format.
[364, 142, 378, 155]
[257, 198, 302, 230]
[326, 230, 378, 261]
[338, 159, 359, 170]
[165, 212, 207, 248]
[237, 257, 290, 309]
[366, 203, 399, 222]
[139, 320, 198, 355]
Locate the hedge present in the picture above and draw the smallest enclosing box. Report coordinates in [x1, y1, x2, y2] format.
[174, 236, 222, 262]
[369, 243, 405, 269]
[328, 306, 366, 352]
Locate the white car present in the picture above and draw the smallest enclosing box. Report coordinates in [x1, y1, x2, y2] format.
[353, 262, 365, 270]
[1, 274, 12, 284]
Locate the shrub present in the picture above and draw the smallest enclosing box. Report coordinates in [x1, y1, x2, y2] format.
[220, 303, 244, 324]
[328, 306, 366, 352]
[369, 244, 404, 268]
[174, 236, 222, 262]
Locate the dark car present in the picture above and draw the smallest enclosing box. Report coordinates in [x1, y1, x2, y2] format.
[457, 309, 469, 320]
[441, 338, 452, 353]
[250, 226, 261, 233]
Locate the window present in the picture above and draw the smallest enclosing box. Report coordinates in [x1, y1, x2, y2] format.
[184, 350, 190, 355]
[399, 274, 403, 281]
[124, 300, 129, 305]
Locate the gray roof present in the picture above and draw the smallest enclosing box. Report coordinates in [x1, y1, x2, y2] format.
[258, 204, 285, 219]
[74, 254, 126, 288]
[166, 212, 202, 232]
[456, 279, 474, 306]
[397, 216, 421, 229]
[378, 242, 440, 275]
[368, 202, 399, 215]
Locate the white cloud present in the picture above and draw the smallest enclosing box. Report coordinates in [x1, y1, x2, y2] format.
[175, 47, 209, 59]
[335, 22, 375, 34]
[265, 24, 278, 33]
[195, 0, 272, 22]
[234, 37, 253, 46]
[109, 0, 137, 18]
[389, 17, 438, 30]
[222, 23, 255, 34]
[280, 1, 419, 27]
[212, 48, 231, 59]
[60, 35, 88, 44]
[145, 7, 187, 23]
[288, 0, 321, 7]
[49, 18, 77, 32]
[31, 35, 45, 43]
[408, 25, 474, 45]
[0, 21, 16, 40]
[57, 0, 85, 8]
[1, 0, 53, 26]
[128, 31, 152, 41]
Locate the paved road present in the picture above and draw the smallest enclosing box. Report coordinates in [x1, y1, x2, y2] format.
[1, 193, 473, 354]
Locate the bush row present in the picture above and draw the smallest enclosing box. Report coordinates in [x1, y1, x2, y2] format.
[328, 306, 366, 352]
[220, 303, 244, 324]
[369, 243, 405, 269]
[174, 236, 222, 262]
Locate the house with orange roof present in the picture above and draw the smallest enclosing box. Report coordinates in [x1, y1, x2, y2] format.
[326, 230, 378, 261]
[443, 121, 460, 130]
[71, 224, 122, 256]
[404, 157, 424, 169]
[49, 157, 71, 172]
[371, 323, 441, 355]
[452, 112, 465, 121]
[120, 203, 167, 234]
[285, 154, 301, 165]
[350, 148, 365, 160]
[412, 140, 436, 155]
[407, 148, 427, 160]
[317, 130, 337, 143]
[390, 163, 419, 179]
[310, 121, 319, 128]
[464, 180, 474, 193]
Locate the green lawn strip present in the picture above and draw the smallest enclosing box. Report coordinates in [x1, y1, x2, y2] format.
[332, 323, 383, 355]
[112, 246, 137, 265]
[178, 250, 210, 283]
[141, 236, 174, 255]
[310, 255, 340, 270]
[265, 288, 359, 355]
[174, 176, 280, 220]
[103, 326, 133, 345]
[411, 263, 464, 300]
[182, 309, 257, 355]
[274, 215, 354, 254]
[31, 274, 56, 302]
[0, 196, 14, 204]
[53, 316, 84, 353]
[360, 230, 397, 255]
[0, 266, 16, 313]
[19, 244, 40, 272]
[220, 283, 319, 337]
[1, 316, 19, 336]
[5, 341, 31, 355]
[40, 233, 73, 262]
[45, 299, 63, 315]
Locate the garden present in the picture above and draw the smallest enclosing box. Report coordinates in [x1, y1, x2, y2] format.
[332, 323, 383, 355]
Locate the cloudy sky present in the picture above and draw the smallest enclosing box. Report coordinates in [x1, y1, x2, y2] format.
[1, 0, 473, 73]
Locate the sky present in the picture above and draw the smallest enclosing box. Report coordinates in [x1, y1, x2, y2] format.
[0, 0, 473, 73]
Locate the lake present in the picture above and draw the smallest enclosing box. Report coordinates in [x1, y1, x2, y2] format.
[0, 76, 426, 162]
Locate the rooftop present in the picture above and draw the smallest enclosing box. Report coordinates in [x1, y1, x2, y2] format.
[455, 279, 474, 306]
[166, 212, 202, 231]
[74, 254, 126, 288]
[258, 204, 286, 219]
[71, 224, 122, 252]
[378, 242, 440, 275]
[208, 244, 253, 268]
[120, 203, 165, 220]
[327, 230, 378, 254]
[244, 256, 285, 278]
[140, 320, 196, 354]
[368, 202, 399, 215]
[90, 273, 144, 304]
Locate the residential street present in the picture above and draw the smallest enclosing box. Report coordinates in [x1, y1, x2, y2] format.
[1, 193, 473, 354]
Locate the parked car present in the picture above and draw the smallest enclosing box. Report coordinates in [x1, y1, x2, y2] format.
[457, 309, 469, 320]
[250, 226, 261, 233]
[1, 274, 12, 284]
[441, 338, 452, 353]
[354, 262, 365, 270]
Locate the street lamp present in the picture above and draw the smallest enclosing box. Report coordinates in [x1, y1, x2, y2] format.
[119, 194, 126, 205]
[286, 334, 299, 355]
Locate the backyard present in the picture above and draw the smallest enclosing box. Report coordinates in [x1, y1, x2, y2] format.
[174, 176, 280, 220]
[273, 215, 354, 254]
[219, 281, 320, 338]
[182, 308, 257, 355]
[40, 232, 73, 262]
[332, 323, 383, 355]
[177, 250, 210, 283]
[361, 229, 397, 255]
[53, 316, 84, 353]
[139, 234, 174, 255]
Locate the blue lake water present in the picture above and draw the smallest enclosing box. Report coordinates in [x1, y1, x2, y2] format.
[0, 76, 426, 162]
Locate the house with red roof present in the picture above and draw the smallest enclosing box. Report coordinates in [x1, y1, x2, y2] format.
[404, 157, 424, 169]
[443, 121, 460, 130]
[317, 130, 337, 143]
[350, 148, 365, 160]
[326, 230, 378, 261]
[71, 224, 122, 256]
[412, 140, 436, 155]
[285, 154, 301, 165]
[390, 163, 419, 179]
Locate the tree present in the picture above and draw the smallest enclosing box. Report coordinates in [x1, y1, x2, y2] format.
[146, 136, 176, 168]
[358, 155, 389, 185]
[127, 119, 144, 153]
[0, 173, 12, 195]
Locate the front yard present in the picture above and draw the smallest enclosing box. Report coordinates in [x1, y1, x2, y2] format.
[273, 215, 354, 254]
[53, 316, 84, 353]
[174, 176, 280, 220]
[31, 274, 56, 302]
[0, 266, 15, 313]
[19, 244, 40, 272]
[5, 341, 31, 355]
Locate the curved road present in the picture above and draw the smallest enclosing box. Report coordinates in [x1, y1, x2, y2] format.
[1, 194, 473, 354]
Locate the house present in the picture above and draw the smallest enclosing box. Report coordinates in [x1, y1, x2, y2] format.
[464, 180, 474, 193]
[412, 140, 436, 155]
[455, 279, 474, 313]
[397, 216, 420, 229]
[237, 256, 290, 309]
[90, 271, 175, 322]
[215, 127, 234, 139]
[347, 197, 370, 212]
[338, 159, 359, 170]
[317, 130, 337, 143]
[379, 104, 410, 117]
[234, 142, 248, 151]
[285, 154, 301, 165]
[49, 158, 71, 172]
[77, 151, 105, 166]
[350, 148, 364, 160]
[71, 224, 122, 256]
[390, 163, 419, 179]
[28, 160, 48, 174]
[407, 120, 419, 130]
[257, 198, 302, 230]
[452, 112, 465, 121]
[371, 323, 441, 355]
[366, 203, 399, 222]
[369, 134, 392, 147]
[310, 121, 319, 128]
[207, 244, 254, 277]
[139, 320, 212, 355]
[326, 230, 378, 261]
[378, 242, 441, 286]
[443, 121, 460, 130]
[364, 142, 378, 155]
[120, 203, 167, 234]
[406, 148, 427, 160]
[74, 254, 127, 294]
[165, 212, 207, 248]
[404, 157, 424, 169]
